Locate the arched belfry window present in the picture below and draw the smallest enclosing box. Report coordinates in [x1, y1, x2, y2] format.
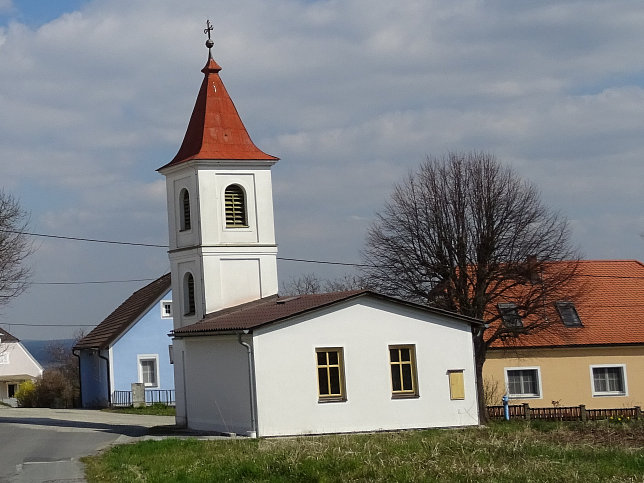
[180, 189, 191, 231]
[225, 184, 247, 228]
[183, 272, 195, 316]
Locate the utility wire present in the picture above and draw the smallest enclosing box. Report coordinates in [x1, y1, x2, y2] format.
[4, 229, 644, 279]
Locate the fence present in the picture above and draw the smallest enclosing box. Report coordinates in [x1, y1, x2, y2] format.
[487, 403, 642, 421]
[111, 389, 175, 407]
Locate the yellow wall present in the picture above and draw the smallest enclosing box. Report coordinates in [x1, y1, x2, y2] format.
[483, 346, 644, 409]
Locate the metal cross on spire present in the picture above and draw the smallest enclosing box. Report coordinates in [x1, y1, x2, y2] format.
[204, 20, 214, 55]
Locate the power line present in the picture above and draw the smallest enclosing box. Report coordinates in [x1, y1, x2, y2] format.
[5, 228, 644, 279]
[2, 322, 96, 327]
[0, 229, 168, 248]
[31, 278, 159, 285]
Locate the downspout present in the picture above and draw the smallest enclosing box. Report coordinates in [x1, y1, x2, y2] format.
[238, 331, 258, 437]
[72, 349, 82, 408]
[97, 351, 111, 407]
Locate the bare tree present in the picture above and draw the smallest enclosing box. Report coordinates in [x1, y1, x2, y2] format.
[281, 273, 369, 296]
[362, 152, 581, 421]
[0, 190, 32, 309]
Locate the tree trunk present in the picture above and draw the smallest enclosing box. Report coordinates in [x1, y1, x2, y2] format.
[473, 331, 489, 424]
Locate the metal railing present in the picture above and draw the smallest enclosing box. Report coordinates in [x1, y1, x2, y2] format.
[111, 389, 175, 407]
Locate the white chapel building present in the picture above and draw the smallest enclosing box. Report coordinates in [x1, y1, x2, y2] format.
[158, 32, 482, 437]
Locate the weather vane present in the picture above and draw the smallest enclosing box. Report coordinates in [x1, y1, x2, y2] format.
[204, 20, 214, 53]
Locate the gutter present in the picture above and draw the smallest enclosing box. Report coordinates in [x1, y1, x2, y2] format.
[237, 331, 258, 438]
[97, 351, 111, 407]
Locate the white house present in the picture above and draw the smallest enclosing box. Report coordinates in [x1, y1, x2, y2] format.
[0, 327, 43, 406]
[158, 31, 482, 437]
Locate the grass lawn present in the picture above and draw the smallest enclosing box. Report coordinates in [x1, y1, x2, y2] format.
[83, 420, 644, 482]
[101, 403, 175, 417]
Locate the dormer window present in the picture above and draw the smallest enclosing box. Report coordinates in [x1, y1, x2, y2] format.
[225, 184, 247, 228]
[180, 189, 191, 231]
[183, 272, 195, 316]
[498, 303, 523, 328]
[556, 301, 582, 326]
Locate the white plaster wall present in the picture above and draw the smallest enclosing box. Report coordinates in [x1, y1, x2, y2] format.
[0, 342, 43, 380]
[181, 336, 253, 434]
[201, 251, 278, 313]
[252, 298, 479, 436]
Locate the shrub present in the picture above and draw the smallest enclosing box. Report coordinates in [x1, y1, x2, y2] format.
[15, 380, 37, 407]
[36, 369, 75, 408]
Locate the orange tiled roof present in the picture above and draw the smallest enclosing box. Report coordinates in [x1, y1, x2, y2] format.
[490, 260, 644, 348]
[158, 55, 278, 171]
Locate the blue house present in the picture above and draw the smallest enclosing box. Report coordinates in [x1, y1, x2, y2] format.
[74, 273, 174, 407]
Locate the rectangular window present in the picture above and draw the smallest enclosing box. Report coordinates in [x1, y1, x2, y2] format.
[448, 370, 465, 400]
[555, 301, 582, 326]
[316, 348, 346, 402]
[0, 353, 8, 365]
[389, 345, 419, 398]
[160, 300, 173, 318]
[591, 365, 626, 396]
[505, 368, 541, 398]
[137, 355, 159, 387]
[498, 303, 523, 328]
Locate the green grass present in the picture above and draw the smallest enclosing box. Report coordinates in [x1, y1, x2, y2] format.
[101, 403, 175, 417]
[83, 420, 644, 482]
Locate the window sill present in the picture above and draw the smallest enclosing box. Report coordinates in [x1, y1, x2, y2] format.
[508, 395, 541, 399]
[592, 392, 626, 397]
[391, 393, 419, 400]
[318, 397, 346, 403]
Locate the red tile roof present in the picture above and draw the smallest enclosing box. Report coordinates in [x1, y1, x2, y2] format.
[158, 55, 278, 171]
[74, 273, 171, 350]
[490, 260, 644, 349]
[173, 290, 482, 336]
[0, 327, 19, 343]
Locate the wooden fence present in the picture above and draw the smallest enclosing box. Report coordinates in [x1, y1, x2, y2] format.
[487, 403, 642, 421]
[111, 389, 175, 407]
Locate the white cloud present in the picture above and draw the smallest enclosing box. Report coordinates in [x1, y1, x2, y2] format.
[1, 0, 644, 338]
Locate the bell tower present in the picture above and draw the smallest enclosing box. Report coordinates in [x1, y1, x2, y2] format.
[158, 22, 279, 330]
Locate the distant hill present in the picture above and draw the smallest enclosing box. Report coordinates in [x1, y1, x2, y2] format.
[21, 339, 75, 368]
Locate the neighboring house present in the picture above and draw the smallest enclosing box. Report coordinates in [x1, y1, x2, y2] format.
[158, 38, 482, 437]
[0, 327, 43, 406]
[484, 259, 644, 409]
[74, 273, 174, 407]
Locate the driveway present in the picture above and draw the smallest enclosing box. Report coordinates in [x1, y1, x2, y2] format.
[0, 407, 175, 482]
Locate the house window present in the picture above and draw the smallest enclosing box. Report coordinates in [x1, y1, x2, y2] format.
[505, 368, 541, 398]
[591, 365, 626, 396]
[224, 184, 247, 228]
[183, 272, 195, 316]
[555, 301, 582, 326]
[448, 370, 465, 400]
[316, 348, 346, 402]
[389, 345, 419, 398]
[160, 300, 173, 319]
[138, 355, 159, 387]
[180, 189, 191, 231]
[0, 353, 8, 365]
[498, 303, 523, 328]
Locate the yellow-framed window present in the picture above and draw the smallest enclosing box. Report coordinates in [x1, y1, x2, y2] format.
[389, 345, 418, 398]
[448, 370, 465, 400]
[316, 348, 346, 402]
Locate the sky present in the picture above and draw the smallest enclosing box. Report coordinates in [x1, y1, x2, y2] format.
[1, 0, 643, 340]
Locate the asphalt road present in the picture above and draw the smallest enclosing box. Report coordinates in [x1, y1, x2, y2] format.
[0, 407, 175, 482]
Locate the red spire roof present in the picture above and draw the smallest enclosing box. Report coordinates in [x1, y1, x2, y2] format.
[159, 54, 278, 170]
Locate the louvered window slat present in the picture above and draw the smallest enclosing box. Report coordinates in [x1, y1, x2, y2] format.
[225, 185, 247, 227]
